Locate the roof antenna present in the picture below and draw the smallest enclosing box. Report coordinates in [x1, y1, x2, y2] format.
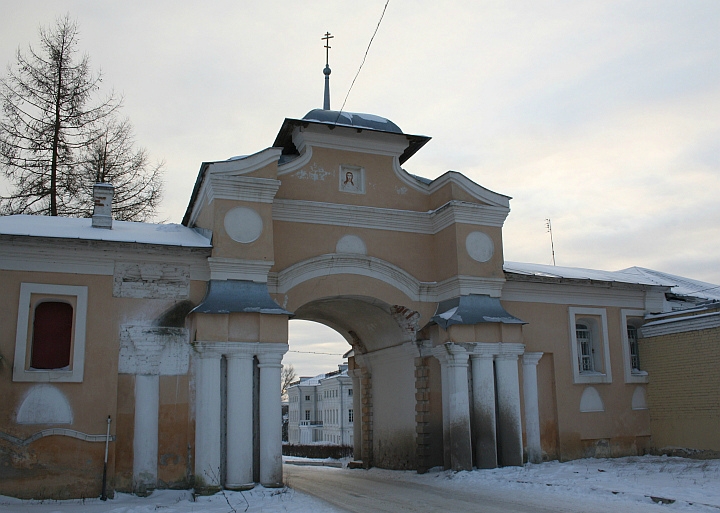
[545, 218, 556, 266]
[322, 32, 333, 110]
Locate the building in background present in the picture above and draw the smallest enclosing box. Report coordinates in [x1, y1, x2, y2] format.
[287, 365, 353, 446]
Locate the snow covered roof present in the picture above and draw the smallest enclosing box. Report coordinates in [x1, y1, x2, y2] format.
[619, 267, 720, 302]
[273, 113, 431, 165]
[504, 261, 720, 301]
[0, 214, 211, 247]
[301, 109, 403, 134]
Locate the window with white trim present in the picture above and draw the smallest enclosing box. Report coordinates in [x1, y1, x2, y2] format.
[13, 283, 88, 383]
[568, 307, 612, 384]
[620, 309, 648, 383]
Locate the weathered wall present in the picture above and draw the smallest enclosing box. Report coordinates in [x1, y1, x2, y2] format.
[503, 297, 651, 461]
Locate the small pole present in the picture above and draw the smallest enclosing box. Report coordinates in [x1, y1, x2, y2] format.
[101, 415, 111, 501]
[545, 218, 556, 266]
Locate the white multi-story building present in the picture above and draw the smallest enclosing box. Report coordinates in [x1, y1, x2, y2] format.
[287, 365, 353, 446]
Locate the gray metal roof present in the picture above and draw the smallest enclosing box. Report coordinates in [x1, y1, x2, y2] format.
[430, 294, 526, 329]
[190, 280, 292, 315]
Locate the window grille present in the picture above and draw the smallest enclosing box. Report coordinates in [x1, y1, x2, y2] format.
[576, 323, 594, 372]
[627, 325, 640, 370]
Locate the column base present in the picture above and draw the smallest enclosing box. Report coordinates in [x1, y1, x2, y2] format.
[260, 480, 284, 488]
[225, 482, 256, 491]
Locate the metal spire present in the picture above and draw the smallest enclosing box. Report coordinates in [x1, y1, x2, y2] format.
[322, 32, 333, 110]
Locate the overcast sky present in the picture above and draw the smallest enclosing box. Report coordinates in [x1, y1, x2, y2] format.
[2, 1, 719, 376]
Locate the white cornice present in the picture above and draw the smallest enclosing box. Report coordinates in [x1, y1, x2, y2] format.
[272, 199, 508, 233]
[267, 253, 504, 303]
[277, 146, 314, 176]
[190, 175, 280, 227]
[292, 125, 409, 158]
[428, 172, 511, 208]
[641, 311, 720, 337]
[208, 257, 273, 282]
[501, 279, 647, 308]
[435, 275, 505, 300]
[0, 238, 210, 280]
[206, 148, 283, 175]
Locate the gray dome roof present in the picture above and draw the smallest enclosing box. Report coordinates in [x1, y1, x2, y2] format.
[302, 109, 403, 134]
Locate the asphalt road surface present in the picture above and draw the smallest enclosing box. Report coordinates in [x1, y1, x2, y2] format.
[283, 463, 664, 513]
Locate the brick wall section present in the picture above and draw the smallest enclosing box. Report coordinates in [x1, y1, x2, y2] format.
[360, 367, 373, 468]
[414, 356, 431, 473]
[640, 325, 720, 451]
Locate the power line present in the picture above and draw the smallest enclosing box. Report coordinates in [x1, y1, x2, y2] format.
[335, 0, 390, 120]
[288, 350, 346, 356]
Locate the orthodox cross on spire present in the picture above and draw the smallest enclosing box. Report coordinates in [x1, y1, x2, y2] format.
[322, 32, 333, 110]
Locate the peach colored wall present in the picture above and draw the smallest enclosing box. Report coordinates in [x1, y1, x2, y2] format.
[0, 267, 207, 498]
[503, 299, 651, 461]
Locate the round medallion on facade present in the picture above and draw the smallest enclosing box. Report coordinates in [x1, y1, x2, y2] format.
[224, 207, 263, 243]
[336, 235, 367, 255]
[465, 231, 494, 262]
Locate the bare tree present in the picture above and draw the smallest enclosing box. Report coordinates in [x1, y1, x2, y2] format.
[281, 364, 297, 399]
[76, 116, 164, 222]
[0, 14, 162, 220]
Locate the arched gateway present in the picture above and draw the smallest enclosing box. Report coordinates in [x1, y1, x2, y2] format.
[183, 108, 534, 491]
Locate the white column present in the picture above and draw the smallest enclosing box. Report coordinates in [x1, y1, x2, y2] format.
[349, 369, 362, 459]
[133, 373, 159, 493]
[470, 344, 498, 469]
[257, 345, 288, 487]
[433, 343, 473, 471]
[225, 352, 255, 490]
[194, 350, 222, 490]
[494, 344, 525, 467]
[522, 352, 544, 464]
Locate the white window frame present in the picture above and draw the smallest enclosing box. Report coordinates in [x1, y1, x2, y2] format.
[621, 309, 648, 384]
[568, 307, 612, 384]
[13, 283, 88, 383]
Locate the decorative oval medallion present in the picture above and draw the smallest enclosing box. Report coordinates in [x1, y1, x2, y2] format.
[465, 231, 494, 263]
[224, 207, 263, 243]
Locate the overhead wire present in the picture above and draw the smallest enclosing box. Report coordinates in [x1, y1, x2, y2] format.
[334, 0, 390, 123]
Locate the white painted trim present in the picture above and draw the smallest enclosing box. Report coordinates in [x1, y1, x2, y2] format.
[568, 307, 612, 384]
[208, 257, 274, 282]
[427, 172, 511, 208]
[190, 175, 280, 227]
[277, 146, 313, 176]
[641, 310, 720, 337]
[272, 199, 508, 233]
[0, 428, 116, 446]
[0, 240, 210, 280]
[206, 148, 283, 175]
[267, 254, 504, 303]
[502, 280, 647, 308]
[13, 283, 88, 383]
[620, 309, 649, 384]
[292, 124, 409, 158]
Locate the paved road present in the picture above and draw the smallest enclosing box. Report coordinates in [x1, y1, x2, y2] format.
[283, 463, 663, 513]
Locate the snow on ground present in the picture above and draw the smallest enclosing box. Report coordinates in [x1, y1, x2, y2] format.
[0, 455, 718, 512]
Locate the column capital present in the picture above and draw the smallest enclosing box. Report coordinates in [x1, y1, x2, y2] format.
[193, 343, 225, 359]
[495, 342, 525, 360]
[257, 343, 289, 367]
[522, 352, 543, 366]
[432, 342, 469, 366]
[469, 342, 501, 359]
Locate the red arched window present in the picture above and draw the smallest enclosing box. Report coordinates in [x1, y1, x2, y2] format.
[30, 301, 74, 369]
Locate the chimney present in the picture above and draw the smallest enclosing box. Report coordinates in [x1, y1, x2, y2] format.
[92, 183, 114, 229]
